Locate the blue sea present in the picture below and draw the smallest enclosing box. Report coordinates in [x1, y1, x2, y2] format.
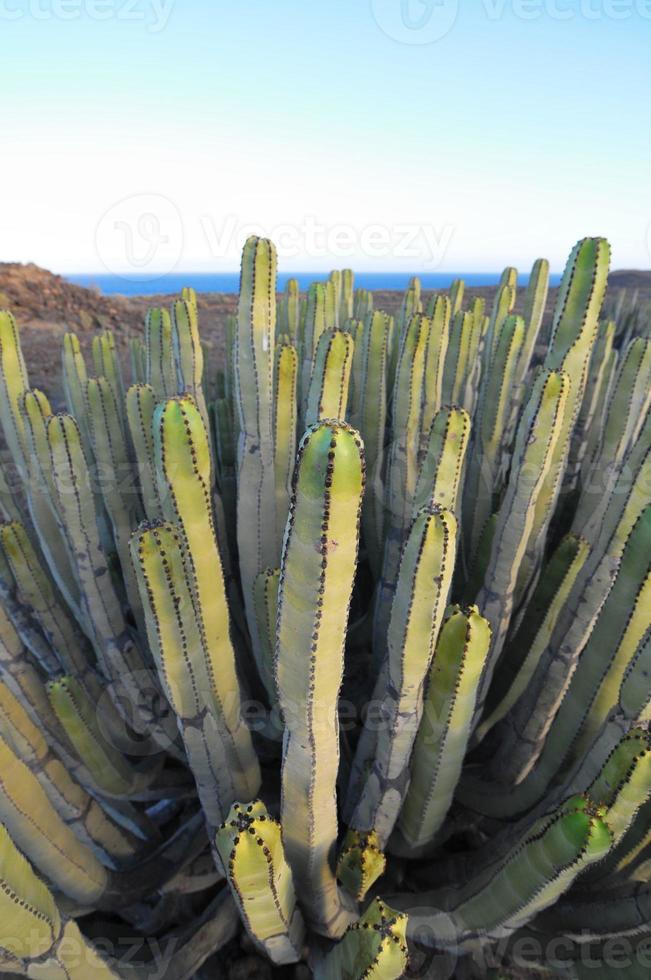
[66, 271, 562, 297]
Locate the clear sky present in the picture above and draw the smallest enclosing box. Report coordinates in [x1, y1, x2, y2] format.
[2, 0, 650, 276]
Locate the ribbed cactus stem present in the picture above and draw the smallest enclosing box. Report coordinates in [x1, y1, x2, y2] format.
[215, 800, 305, 964]
[145, 306, 177, 399]
[474, 369, 570, 708]
[464, 313, 526, 561]
[305, 327, 354, 427]
[0, 310, 31, 478]
[373, 313, 429, 653]
[317, 899, 408, 980]
[131, 521, 260, 823]
[421, 295, 451, 440]
[273, 342, 298, 561]
[516, 237, 611, 603]
[126, 382, 164, 522]
[346, 507, 456, 865]
[276, 420, 364, 938]
[0, 824, 120, 978]
[355, 312, 391, 575]
[234, 236, 278, 656]
[398, 605, 491, 850]
[393, 795, 611, 950]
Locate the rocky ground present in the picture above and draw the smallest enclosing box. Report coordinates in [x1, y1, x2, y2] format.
[1, 262, 648, 402]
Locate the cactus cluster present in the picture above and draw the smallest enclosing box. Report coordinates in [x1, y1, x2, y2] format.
[0, 234, 648, 979]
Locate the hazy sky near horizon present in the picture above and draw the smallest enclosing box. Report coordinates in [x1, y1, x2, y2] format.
[3, 0, 651, 277]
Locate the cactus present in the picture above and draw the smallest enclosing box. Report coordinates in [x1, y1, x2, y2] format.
[0, 233, 647, 979]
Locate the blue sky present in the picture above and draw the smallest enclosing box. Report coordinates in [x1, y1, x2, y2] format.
[2, 0, 650, 275]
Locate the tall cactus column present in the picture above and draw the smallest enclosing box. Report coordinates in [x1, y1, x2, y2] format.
[276, 420, 365, 939]
[235, 237, 278, 681]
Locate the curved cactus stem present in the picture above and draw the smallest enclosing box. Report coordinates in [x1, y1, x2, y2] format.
[586, 729, 651, 844]
[619, 625, 651, 723]
[0, 824, 123, 978]
[347, 507, 456, 855]
[0, 519, 93, 677]
[153, 395, 260, 788]
[392, 795, 611, 950]
[131, 521, 260, 823]
[276, 421, 364, 938]
[20, 388, 87, 624]
[521, 258, 549, 365]
[48, 675, 162, 800]
[473, 369, 570, 711]
[500, 258, 550, 454]
[465, 505, 651, 815]
[305, 328, 354, 428]
[532, 878, 651, 942]
[215, 800, 305, 964]
[0, 679, 140, 864]
[0, 729, 110, 905]
[86, 376, 145, 626]
[575, 336, 651, 530]
[481, 441, 651, 795]
[273, 342, 298, 560]
[126, 383, 164, 523]
[476, 533, 590, 742]
[570, 318, 616, 489]
[397, 605, 491, 851]
[46, 414, 154, 728]
[515, 237, 611, 604]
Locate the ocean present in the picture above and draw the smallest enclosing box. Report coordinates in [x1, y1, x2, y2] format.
[66, 271, 562, 297]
